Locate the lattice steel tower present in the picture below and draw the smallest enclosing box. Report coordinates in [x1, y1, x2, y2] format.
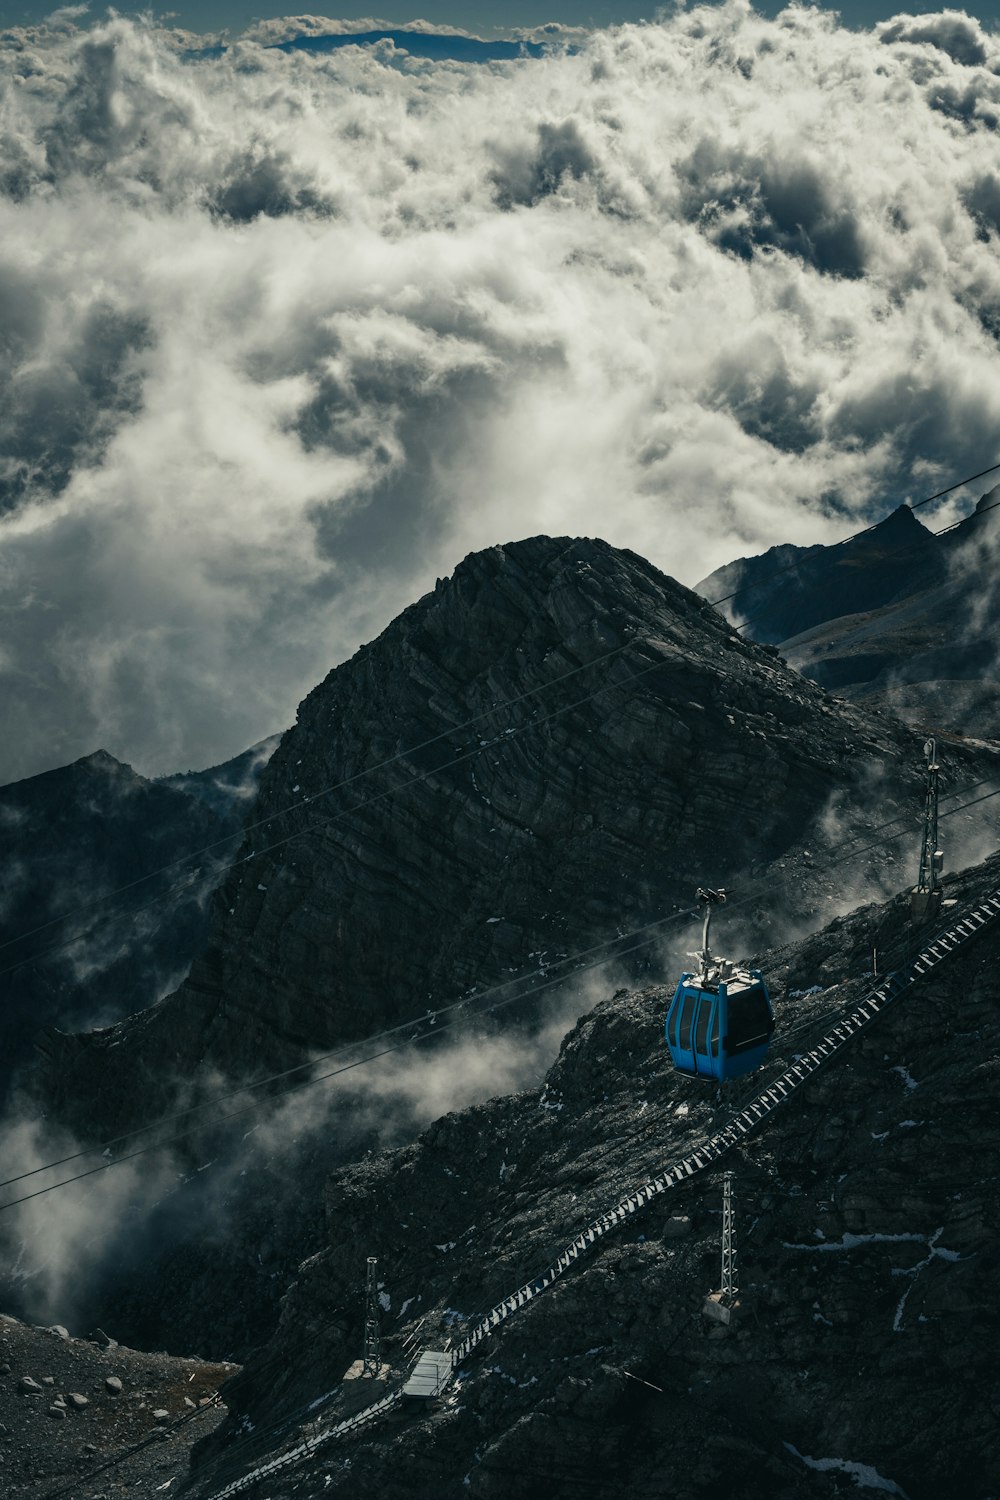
[911, 737, 943, 925]
[721, 1171, 738, 1306]
[362, 1256, 382, 1377]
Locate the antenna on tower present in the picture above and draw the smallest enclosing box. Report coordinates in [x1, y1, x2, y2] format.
[362, 1257, 382, 1377]
[911, 738, 943, 925]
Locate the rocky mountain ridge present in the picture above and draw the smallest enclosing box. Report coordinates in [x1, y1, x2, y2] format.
[184, 849, 1000, 1500]
[9, 531, 998, 1373]
[2, 531, 998, 1499]
[32, 534, 997, 1149]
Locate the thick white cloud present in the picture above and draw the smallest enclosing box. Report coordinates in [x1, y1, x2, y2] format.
[2, 5, 1000, 781]
[877, 8, 991, 67]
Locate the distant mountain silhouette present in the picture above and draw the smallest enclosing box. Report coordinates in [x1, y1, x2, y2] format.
[698, 488, 1000, 738]
[0, 742, 274, 1105]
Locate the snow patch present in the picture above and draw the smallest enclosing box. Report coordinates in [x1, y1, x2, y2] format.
[784, 1443, 910, 1496]
[783, 1232, 925, 1252]
[891, 1064, 919, 1090]
[891, 1228, 962, 1331]
[307, 1390, 337, 1411]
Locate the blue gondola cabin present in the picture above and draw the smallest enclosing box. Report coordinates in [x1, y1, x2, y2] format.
[666, 966, 775, 1082]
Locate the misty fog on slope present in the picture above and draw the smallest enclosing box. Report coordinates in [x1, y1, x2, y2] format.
[5, 747, 999, 1335]
[2, 5, 1000, 780]
[0, 983, 597, 1334]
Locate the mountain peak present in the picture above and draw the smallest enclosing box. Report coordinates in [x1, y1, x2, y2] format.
[697, 502, 941, 644]
[874, 502, 927, 533]
[35, 531, 938, 1152]
[75, 748, 133, 773]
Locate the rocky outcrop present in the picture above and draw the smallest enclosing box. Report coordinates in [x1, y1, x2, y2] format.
[33, 535, 987, 1143]
[189, 850, 1000, 1500]
[0, 1312, 235, 1498]
[161, 735, 281, 817]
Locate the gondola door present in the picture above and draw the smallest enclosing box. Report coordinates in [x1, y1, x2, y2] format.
[667, 982, 723, 1080]
[691, 991, 718, 1080]
[670, 984, 698, 1073]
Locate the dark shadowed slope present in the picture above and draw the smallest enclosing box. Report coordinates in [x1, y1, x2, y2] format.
[187, 849, 1000, 1500]
[0, 746, 271, 1106]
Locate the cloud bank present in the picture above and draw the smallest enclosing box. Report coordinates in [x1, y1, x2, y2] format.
[2, 5, 1000, 781]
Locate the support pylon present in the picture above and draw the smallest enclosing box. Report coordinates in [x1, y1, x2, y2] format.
[702, 1171, 739, 1326]
[911, 737, 943, 925]
[362, 1256, 382, 1376]
[720, 1171, 738, 1306]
